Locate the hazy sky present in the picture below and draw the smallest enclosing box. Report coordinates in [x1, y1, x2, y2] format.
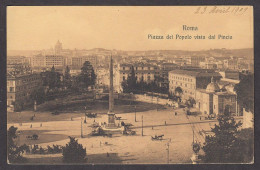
[7, 6, 253, 51]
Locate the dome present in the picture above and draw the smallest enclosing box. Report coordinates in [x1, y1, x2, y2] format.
[206, 77, 220, 92]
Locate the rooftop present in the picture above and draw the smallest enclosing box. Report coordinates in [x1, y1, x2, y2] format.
[169, 69, 222, 77]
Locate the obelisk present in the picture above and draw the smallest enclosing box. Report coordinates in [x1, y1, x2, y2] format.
[107, 55, 116, 127]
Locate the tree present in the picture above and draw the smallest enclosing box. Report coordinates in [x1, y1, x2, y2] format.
[236, 128, 254, 163]
[186, 97, 196, 108]
[8, 126, 29, 163]
[78, 61, 96, 89]
[62, 136, 87, 163]
[175, 86, 183, 96]
[122, 66, 137, 93]
[126, 66, 137, 92]
[30, 87, 46, 104]
[234, 74, 254, 112]
[202, 105, 243, 163]
[41, 66, 61, 90]
[64, 66, 72, 89]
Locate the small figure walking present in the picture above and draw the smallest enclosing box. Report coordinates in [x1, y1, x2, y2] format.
[175, 112, 177, 116]
[30, 124, 32, 128]
[165, 121, 167, 125]
[200, 117, 201, 121]
[152, 126, 153, 130]
[71, 117, 73, 121]
[107, 152, 109, 157]
[40, 123, 42, 127]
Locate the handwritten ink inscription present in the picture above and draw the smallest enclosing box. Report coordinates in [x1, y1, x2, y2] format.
[194, 6, 248, 15]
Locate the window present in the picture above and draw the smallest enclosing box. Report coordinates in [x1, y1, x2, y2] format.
[9, 87, 14, 92]
[123, 67, 125, 70]
[123, 76, 125, 81]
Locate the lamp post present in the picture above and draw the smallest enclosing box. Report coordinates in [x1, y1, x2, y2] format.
[142, 115, 143, 136]
[167, 138, 172, 163]
[157, 96, 159, 111]
[134, 105, 137, 122]
[166, 142, 170, 164]
[84, 106, 87, 123]
[81, 117, 83, 138]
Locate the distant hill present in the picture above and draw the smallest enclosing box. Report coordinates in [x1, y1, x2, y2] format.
[7, 50, 42, 57]
[7, 48, 253, 59]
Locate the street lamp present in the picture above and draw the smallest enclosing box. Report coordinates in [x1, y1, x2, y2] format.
[84, 106, 87, 123]
[166, 138, 171, 164]
[81, 117, 83, 138]
[157, 96, 159, 111]
[142, 115, 143, 136]
[134, 105, 137, 122]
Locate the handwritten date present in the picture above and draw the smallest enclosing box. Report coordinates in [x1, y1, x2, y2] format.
[194, 6, 248, 15]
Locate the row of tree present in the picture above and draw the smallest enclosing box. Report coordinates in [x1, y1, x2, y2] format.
[31, 61, 96, 104]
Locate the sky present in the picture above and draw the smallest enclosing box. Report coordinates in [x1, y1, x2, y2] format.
[7, 6, 253, 51]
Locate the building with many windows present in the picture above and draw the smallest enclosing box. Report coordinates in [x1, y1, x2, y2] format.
[119, 63, 158, 82]
[115, 63, 159, 92]
[31, 54, 65, 69]
[7, 73, 43, 111]
[168, 69, 222, 101]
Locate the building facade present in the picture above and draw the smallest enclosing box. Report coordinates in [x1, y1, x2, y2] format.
[119, 63, 158, 82]
[168, 69, 222, 101]
[196, 78, 237, 115]
[115, 63, 158, 92]
[7, 73, 43, 111]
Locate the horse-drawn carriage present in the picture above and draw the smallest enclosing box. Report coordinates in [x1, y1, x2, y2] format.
[86, 112, 97, 118]
[151, 134, 164, 140]
[115, 115, 122, 120]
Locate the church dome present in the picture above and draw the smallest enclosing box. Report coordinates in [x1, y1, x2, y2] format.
[206, 77, 220, 92]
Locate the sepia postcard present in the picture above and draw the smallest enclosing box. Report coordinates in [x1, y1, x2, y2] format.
[6, 6, 254, 164]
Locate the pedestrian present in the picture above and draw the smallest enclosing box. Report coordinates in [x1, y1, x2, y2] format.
[107, 152, 109, 157]
[40, 123, 42, 127]
[71, 117, 73, 121]
[152, 126, 153, 130]
[200, 117, 201, 120]
[30, 124, 32, 128]
[165, 121, 166, 125]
